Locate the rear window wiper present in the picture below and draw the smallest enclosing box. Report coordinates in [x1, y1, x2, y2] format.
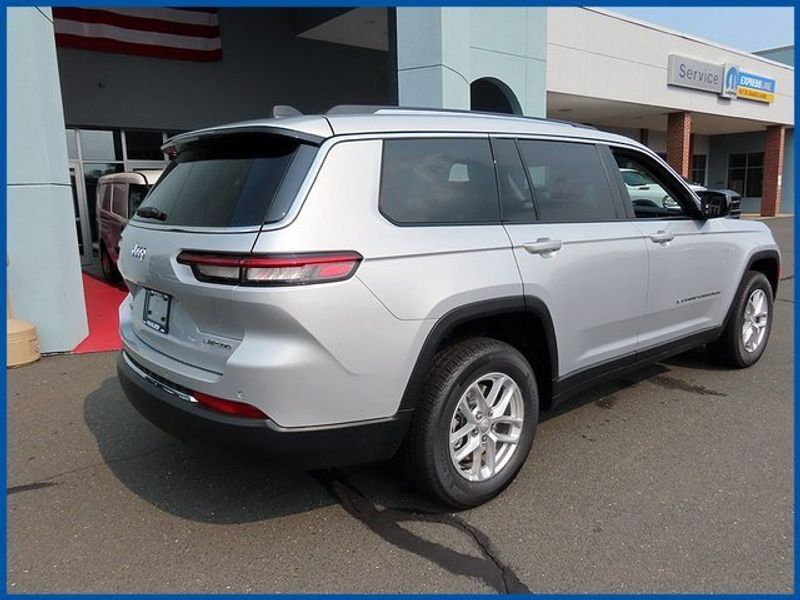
[136, 206, 168, 221]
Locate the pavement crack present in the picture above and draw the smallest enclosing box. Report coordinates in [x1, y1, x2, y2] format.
[313, 470, 531, 594]
[7, 481, 60, 495]
[776, 298, 794, 304]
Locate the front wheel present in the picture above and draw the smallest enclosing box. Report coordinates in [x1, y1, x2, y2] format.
[708, 270, 773, 368]
[402, 337, 538, 508]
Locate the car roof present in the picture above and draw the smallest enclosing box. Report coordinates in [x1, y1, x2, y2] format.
[165, 106, 645, 150]
[98, 169, 164, 186]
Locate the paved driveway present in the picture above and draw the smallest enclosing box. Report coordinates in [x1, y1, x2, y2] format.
[7, 217, 793, 593]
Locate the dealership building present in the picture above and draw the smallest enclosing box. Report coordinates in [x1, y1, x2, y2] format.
[7, 6, 795, 352]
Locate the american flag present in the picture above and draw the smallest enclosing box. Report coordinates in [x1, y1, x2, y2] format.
[52, 8, 222, 62]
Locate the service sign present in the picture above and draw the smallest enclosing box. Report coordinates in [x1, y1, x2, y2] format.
[667, 54, 723, 94]
[668, 55, 776, 104]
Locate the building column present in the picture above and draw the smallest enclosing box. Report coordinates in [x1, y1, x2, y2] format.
[761, 125, 785, 217]
[394, 8, 471, 109]
[666, 111, 692, 179]
[7, 8, 88, 351]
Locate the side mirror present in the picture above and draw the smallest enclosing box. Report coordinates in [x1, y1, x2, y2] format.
[697, 190, 732, 219]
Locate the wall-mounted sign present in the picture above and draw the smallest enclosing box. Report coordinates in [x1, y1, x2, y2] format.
[734, 71, 776, 103]
[667, 55, 722, 94]
[668, 54, 775, 104]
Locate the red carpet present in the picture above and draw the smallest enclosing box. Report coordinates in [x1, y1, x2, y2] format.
[72, 273, 128, 354]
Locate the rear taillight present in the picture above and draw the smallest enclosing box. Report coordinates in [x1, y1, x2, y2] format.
[194, 391, 268, 419]
[177, 251, 362, 286]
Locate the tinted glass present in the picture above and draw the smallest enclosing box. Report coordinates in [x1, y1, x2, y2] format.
[133, 133, 315, 227]
[128, 184, 149, 218]
[518, 141, 617, 222]
[493, 139, 535, 222]
[621, 170, 654, 186]
[729, 153, 747, 169]
[125, 130, 165, 160]
[380, 138, 499, 224]
[613, 149, 692, 219]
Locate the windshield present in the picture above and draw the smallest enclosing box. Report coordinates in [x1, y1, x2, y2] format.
[132, 133, 317, 227]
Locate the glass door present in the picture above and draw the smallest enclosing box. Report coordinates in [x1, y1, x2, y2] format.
[69, 164, 93, 266]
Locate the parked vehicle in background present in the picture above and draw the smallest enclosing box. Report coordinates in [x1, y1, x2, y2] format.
[115, 107, 780, 508]
[619, 167, 707, 217]
[96, 170, 163, 282]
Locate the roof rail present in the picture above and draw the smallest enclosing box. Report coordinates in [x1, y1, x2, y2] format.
[325, 104, 596, 130]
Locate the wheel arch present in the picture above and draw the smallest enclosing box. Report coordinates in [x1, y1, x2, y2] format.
[746, 249, 781, 296]
[398, 296, 559, 412]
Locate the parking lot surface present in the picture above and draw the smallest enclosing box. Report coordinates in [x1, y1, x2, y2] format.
[7, 217, 793, 593]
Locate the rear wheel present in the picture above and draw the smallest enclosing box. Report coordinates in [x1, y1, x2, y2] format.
[402, 337, 538, 508]
[708, 270, 773, 368]
[100, 243, 121, 283]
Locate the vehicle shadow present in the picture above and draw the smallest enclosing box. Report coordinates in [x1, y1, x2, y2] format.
[83, 347, 727, 524]
[83, 376, 346, 524]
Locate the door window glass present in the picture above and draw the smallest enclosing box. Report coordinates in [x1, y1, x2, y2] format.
[380, 138, 499, 224]
[517, 140, 617, 222]
[493, 139, 535, 222]
[612, 149, 694, 219]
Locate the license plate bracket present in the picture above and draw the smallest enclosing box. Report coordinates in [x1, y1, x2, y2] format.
[143, 289, 171, 334]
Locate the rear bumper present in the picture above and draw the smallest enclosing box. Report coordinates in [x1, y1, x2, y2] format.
[117, 352, 412, 469]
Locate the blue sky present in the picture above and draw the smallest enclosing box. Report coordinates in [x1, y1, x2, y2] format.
[604, 7, 794, 52]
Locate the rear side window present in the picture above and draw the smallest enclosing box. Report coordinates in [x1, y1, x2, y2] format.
[132, 133, 317, 227]
[517, 140, 618, 222]
[380, 138, 499, 224]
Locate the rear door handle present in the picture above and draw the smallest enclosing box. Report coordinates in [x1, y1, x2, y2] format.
[523, 238, 563, 255]
[648, 230, 674, 244]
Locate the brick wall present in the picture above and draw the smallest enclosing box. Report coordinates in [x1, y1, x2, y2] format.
[761, 125, 785, 217]
[666, 112, 692, 178]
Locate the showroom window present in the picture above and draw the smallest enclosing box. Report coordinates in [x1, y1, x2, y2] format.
[727, 152, 764, 198]
[65, 127, 180, 262]
[691, 155, 707, 186]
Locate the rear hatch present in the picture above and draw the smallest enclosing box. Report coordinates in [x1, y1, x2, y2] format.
[119, 130, 319, 373]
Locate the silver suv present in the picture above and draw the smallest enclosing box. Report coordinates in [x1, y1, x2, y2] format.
[117, 107, 780, 507]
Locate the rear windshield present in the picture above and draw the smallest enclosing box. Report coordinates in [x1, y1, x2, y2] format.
[131, 133, 317, 227]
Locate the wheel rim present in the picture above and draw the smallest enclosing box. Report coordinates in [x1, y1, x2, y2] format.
[742, 289, 769, 353]
[448, 372, 525, 483]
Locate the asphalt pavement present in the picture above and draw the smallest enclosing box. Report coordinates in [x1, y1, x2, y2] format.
[7, 217, 794, 593]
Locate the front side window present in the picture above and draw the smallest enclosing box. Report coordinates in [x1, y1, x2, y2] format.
[517, 140, 618, 222]
[612, 148, 695, 219]
[380, 138, 499, 224]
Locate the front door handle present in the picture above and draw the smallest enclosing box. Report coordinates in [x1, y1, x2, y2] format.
[523, 238, 563, 255]
[648, 230, 674, 244]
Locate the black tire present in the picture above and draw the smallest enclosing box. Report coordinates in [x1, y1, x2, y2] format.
[401, 337, 538, 508]
[707, 270, 773, 368]
[100, 243, 121, 283]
